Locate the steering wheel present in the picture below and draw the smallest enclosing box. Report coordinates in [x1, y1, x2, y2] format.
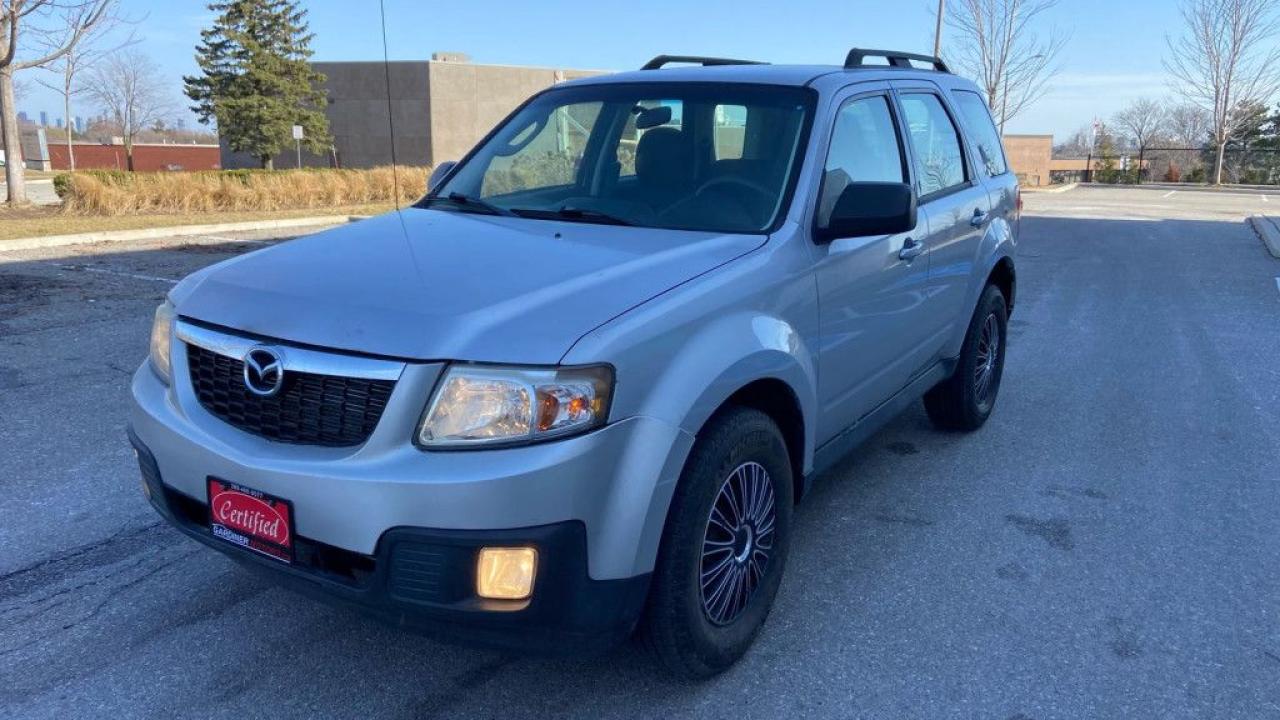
[694, 175, 774, 201]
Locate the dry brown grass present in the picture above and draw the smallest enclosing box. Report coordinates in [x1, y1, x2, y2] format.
[0, 204, 396, 242]
[57, 166, 429, 215]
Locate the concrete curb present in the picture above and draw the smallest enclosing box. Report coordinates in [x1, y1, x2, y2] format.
[0, 214, 366, 253]
[1085, 182, 1277, 196]
[1248, 216, 1280, 259]
[1022, 182, 1078, 194]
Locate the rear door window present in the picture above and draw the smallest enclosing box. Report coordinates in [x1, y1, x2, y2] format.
[898, 92, 968, 198]
[951, 90, 1008, 177]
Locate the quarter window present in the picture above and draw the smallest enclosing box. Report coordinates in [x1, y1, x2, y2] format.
[952, 90, 1008, 177]
[818, 95, 906, 226]
[899, 93, 967, 197]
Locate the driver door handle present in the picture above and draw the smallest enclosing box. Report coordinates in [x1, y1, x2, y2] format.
[971, 208, 990, 227]
[899, 237, 924, 261]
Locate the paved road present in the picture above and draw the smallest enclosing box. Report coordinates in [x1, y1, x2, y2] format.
[0, 178, 61, 206]
[2, 189, 1279, 718]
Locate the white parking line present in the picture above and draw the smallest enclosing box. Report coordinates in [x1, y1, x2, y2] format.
[56, 264, 178, 285]
[1263, 195, 1270, 203]
[1275, 277, 1280, 296]
[1162, 190, 1177, 198]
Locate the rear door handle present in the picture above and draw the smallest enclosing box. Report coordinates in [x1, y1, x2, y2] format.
[971, 208, 990, 227]
[899, 237, 924, 261]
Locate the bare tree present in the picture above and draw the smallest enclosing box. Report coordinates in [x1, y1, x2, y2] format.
[1053, 124, 1095, 157]
[1113, 98, 1169, 154]
[34, 6, 133, 171]
[946, 0, 1069, 132]
[1165, 101, 1212, 148]
[1165, 0, 1280, 184]
[83, 49, 170, 171]
[1, 1, 112, 204]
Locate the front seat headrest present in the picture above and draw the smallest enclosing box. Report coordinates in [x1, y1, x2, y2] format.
[635, 127, 692, 188]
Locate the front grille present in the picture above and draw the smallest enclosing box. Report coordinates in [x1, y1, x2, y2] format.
[186, 343, 395, 447]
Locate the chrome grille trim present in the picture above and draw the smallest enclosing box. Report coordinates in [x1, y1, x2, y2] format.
[176, 320, 406, 381]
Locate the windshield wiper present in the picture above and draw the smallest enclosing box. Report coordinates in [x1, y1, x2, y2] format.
[428, 192, 515, 216]
[510, 206, 635, 226]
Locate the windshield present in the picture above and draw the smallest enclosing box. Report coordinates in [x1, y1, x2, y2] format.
[426, 82, 815, 234]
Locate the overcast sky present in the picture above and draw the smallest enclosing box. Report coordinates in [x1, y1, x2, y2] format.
[14, 0, 1229, 142]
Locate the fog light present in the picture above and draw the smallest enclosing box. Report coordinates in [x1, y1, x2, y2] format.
[476, 547, 537, 600]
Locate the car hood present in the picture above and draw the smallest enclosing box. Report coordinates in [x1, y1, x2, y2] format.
[172, 208, 763, 363]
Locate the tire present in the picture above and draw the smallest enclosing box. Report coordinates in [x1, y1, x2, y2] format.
[923, 283, 1008, 431]
[638, 406, 794, 679]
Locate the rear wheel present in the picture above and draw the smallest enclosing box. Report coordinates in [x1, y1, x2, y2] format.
[923, 284, 1008, 431]
[639, 406, 793, 679]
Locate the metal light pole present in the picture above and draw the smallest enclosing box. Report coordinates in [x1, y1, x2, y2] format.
[933, 0, 945, 57]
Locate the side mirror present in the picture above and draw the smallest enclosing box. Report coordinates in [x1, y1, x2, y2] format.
[428, 161, 457, 194]
[815, 181, 917, 243]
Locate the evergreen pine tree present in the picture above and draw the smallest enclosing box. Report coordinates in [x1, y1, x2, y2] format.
[185, 0, 331, 169]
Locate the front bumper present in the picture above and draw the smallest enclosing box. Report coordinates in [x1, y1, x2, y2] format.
[128, 328, 695, 650]
[129, 350, 694, 581]
[130, 427, 651, 651]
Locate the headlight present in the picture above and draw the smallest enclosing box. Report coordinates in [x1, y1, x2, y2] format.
[417, 365, 613, 448]
[149, 301, 175, 383]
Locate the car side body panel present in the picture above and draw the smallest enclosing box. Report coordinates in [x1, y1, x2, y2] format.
[562, 224, 821, 477]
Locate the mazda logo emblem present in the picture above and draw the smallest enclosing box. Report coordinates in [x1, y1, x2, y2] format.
[243, 346, 285, 397]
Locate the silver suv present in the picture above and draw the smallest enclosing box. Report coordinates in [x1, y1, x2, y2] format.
[129, 49, 1018, 678]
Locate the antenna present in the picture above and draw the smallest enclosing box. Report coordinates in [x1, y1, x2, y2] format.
[378, 0, 401, 209]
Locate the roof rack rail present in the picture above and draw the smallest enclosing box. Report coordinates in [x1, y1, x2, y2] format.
[844, 48, 950, 73]
[641, 55, 767, 71]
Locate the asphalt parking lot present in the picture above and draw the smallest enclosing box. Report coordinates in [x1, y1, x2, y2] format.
[2, 185, 1279, 718]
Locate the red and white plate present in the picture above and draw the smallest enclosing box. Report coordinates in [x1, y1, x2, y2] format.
[206, 478, 294, 564]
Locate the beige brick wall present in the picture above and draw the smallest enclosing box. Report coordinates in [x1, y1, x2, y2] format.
[1003, 135, 1053, 187]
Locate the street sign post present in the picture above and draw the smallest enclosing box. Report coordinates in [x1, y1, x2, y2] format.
[292, 125, 304, 168]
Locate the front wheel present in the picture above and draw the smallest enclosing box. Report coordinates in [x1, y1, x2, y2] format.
[923, 283, 1008, 431]
[638, 406, 793, 679]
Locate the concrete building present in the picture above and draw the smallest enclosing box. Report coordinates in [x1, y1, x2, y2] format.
[221, 53, 606, 170]
[1048, 156, 1150, 184]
